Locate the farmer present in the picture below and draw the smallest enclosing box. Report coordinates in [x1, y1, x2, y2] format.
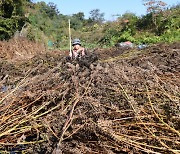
[69, 38, 86, 59]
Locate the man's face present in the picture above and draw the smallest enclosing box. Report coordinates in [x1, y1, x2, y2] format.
[73, 44, 80, 50]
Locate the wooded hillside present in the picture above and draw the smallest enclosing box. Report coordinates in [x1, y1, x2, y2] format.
[0, 0, 180, 48]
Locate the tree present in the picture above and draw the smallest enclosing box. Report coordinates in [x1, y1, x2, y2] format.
[38, 2, 59, 19]
[70, 12, 85, 30]
[89, 9, 105, 24]
[143, 0, 167, 32]
[72, 12, 85, 21]
[0, 0, 27, 40]
[119, 12, 138, 36]
[47, 2, 59, 16]
[143, 0, 167, 14]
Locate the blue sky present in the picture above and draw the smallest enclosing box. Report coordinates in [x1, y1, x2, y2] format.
[34, 0, 179, 20]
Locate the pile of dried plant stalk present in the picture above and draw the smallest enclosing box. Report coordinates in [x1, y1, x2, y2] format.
[0, 43, 179, 153]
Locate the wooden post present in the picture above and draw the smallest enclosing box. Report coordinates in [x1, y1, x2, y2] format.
[68, 19, 72, 59]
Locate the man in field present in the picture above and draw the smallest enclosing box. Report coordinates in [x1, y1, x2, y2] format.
[69, 38, 86, 59]
[65, 38, 98, 67]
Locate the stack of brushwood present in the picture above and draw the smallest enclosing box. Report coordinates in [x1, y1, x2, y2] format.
[0, 43, 179, 153]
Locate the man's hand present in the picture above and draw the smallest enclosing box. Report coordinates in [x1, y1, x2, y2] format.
[77, 47, 85, 56]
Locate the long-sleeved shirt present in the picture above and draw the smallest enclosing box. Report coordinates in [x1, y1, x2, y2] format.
[69, 47, 86, 58]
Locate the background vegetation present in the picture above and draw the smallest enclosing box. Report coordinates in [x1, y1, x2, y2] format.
[0, 0, 180, 49]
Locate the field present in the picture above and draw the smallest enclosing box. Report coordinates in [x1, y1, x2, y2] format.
[0, 39, 180, 153]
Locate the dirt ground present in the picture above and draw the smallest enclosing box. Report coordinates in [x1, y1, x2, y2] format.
[0, 39, 180, 153]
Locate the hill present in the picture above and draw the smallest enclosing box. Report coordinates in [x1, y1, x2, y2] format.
[0, 1, 180, 48]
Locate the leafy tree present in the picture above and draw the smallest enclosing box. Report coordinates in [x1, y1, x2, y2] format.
[70, 12, 85, 29]
[89, 9, 105, 24]
[118, 12, 139, 39]
[143, 0, 167, 32]
[72, 12, 85, 21]
[38, 2, 59, 19]
[143, 0, 167, 13]
[0, 0, 27, 40]
[47, 2, 59, 16]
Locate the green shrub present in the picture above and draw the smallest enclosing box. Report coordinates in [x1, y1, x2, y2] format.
[161, 29, 180, 42]
[0, 0, 27, 40]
